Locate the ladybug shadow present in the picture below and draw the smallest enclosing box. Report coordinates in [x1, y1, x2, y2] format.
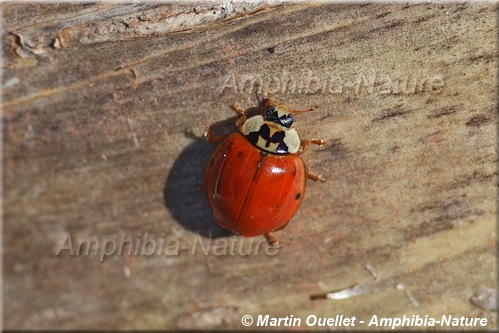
[163, 110, 256, 238]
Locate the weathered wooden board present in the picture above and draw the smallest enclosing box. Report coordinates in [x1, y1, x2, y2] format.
[3, 2, 496, 329]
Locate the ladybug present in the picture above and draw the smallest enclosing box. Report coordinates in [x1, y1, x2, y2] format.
[203, 97, 326, 246]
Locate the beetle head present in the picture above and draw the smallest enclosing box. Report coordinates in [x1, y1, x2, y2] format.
[264, 105, 295, 128]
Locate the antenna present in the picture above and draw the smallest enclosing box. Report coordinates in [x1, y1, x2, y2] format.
[289, 107, 313, 114]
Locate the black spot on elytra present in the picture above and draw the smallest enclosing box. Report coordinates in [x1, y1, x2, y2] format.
[295, 193, 301, 200]
[236, 150, 244, 162]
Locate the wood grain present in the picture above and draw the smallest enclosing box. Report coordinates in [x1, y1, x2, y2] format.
[3, 2, 496, 329]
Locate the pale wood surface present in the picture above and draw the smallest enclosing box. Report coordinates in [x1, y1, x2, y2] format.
[3, 2, 497, 329]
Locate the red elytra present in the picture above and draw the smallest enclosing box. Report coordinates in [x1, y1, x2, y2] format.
[203, 98, 325, 246]
[204, 132, 307, 237]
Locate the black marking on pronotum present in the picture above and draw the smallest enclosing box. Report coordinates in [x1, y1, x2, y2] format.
[246, 124, 289, 154]
[295, 192, 301, 200]
[265, 106, 294, 128]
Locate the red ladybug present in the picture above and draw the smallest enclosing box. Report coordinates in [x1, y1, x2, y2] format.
[203, 97, 325, 246]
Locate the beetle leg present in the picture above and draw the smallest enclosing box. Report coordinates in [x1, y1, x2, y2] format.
[299, 139, 326, 154]
[264, 232, 283, 248]
[308, 172, 326, 182]
[232, 103, 247, 129]
[232, 103, 245, 117]
[204, 127, 226, 144]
